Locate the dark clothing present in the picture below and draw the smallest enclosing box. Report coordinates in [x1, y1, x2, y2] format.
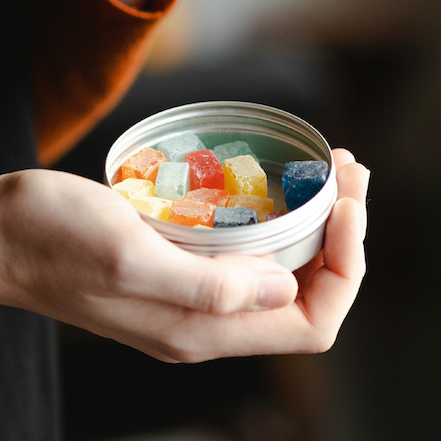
[0, 2, 61, 440]
[0, 310, 61, 441]
[0, 0, 174, 437]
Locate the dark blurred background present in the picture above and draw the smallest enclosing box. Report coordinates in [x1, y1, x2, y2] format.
[53, 1, 441, 440]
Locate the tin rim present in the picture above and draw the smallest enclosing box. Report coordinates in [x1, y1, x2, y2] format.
[105, 101, 337, 256]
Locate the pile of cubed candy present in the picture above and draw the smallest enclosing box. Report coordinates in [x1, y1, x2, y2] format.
[112, 132, 329, 228]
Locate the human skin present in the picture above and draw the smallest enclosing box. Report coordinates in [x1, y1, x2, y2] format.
[0, 148, 369, 363]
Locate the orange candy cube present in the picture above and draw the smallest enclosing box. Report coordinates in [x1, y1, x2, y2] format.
[185, 188, 230, 207]
[116, 147, 168, 184]
[168, 199, 216, 227]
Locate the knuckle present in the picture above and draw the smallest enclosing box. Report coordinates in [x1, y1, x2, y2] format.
[346, 254, 367, 287]
[170, 349, 204, 364]
[311, 330, 338, 354]
[137, 341, 204, 365]
[98, 232, 134, 291]
[155, 339, 207, 365]
[200, 273, 237, 315]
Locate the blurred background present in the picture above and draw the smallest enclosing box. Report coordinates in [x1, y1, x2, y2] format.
[54, 0, 441, 440]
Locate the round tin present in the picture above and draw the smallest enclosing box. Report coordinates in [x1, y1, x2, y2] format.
[105, 101, 337, 271]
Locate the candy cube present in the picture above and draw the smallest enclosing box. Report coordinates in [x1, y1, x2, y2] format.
[185, 188, 230, 207]
[228, 194, 274, 223]
[213, 141, 259, 164]
[155, 162, 190, 201]
[185, 149, 224, 190]
[113, 178, 155, 199]
[213, 207, 258, 227]
[168, 199, 216, 227]
[223, 155, 267, 197]
[128, 195, 172, 221]
[157, 132, 205, 162]
[116, 147, 167, 184]
[282, 160, 329, 211]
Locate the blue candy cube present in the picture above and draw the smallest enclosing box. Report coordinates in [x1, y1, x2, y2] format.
[282, 161, 329, 211]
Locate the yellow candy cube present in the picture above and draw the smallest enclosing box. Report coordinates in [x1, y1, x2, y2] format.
[228, 194, 274, 222]
[113, 178, 155, 199]
[223, 155, 267, 197]
[128, 195, 172, 221]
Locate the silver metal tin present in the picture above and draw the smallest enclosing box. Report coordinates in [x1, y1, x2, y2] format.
[105, 101, 337, 271]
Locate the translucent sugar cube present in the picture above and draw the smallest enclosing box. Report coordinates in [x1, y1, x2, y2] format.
[213, 207, 258, 227]
[185, 188, 230, 207]
[228, 194, 274, 223]
[213, 141, 259, 164]
[113, 178, 155, 199]
[157, 132, 205, 162]
[116, 147, 167, 184]
[282, 160, 329, 211]
[184, 149, 224, 190]
[168, 199, 216, 227]
[155, 162, 190, 201]
[223, 155, 268, 197]
[128, 195, 172, 221]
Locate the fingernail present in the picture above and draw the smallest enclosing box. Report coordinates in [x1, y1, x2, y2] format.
[255, 273, 296, 311]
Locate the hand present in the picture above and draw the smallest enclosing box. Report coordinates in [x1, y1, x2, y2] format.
[0, 169, 295, 358]
[0, 149, 369, 363]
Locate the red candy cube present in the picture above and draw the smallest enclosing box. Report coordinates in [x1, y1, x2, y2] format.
[184, 149, 224, 190]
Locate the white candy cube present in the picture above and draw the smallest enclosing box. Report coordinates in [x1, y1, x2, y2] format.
[157, 132, 205, 162]
[155, 162, 190, 201]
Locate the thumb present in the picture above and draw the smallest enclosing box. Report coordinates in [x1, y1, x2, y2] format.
[175, 253, 298, 314]
[121, 229, 298, 314]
